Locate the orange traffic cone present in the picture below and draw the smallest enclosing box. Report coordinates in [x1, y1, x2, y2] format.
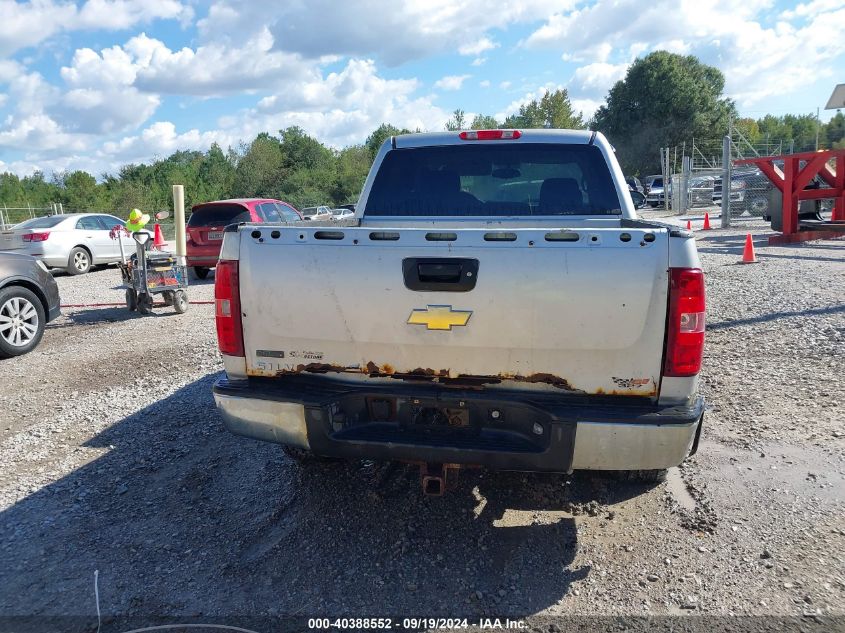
[686, 220, 692, 230]
[702, 213, 712, 230]
[152, 223, 166, 250]
[741, 233, 757, 264]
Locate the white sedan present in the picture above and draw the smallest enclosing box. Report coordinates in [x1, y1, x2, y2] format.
[0, 213, 149, 275]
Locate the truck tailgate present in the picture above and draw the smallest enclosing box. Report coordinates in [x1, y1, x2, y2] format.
[238, 226, 669, 397]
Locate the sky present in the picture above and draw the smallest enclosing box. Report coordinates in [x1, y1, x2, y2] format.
[0, 0, 844, 178]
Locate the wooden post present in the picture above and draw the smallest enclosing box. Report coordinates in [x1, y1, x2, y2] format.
[172, 185, 186, 258]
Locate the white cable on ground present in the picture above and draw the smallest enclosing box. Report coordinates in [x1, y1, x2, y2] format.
[94, 569, 101, 633]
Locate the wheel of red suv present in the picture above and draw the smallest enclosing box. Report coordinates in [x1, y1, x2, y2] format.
[0, 286, 46, 358]
[193, 266, 210, 280]
[67, 247, 91, 275]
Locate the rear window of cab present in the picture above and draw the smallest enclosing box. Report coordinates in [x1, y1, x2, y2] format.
[363, 143, 621, 217]
[187, 204, 252, 227]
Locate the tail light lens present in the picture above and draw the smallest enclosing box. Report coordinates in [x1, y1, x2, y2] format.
[215, 259, 244, 357]
[663, 268, 705, 377]
[459, 129, 521, 140]
[23, 232, 50, 242]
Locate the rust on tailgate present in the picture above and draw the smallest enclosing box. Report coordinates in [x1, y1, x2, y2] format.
[246, 361, 655, 396]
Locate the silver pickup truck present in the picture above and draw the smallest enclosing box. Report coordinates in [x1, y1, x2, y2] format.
[212, 129, 705, 492]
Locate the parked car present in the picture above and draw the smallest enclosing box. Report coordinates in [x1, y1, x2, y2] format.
[213, 129, 705, 492]
[687, 175, 717, 207]
[0, 252, 61, 358]
[625, 176, 644, 194]
[0, 213, 147, 275]
[187, 199, 302, 279]
[300, 205, 334, 221]
[714, 169, 831, 223]
[627, 190, 645, 208]
[643, 175, 666, 207]
[330, 208, 355, 221]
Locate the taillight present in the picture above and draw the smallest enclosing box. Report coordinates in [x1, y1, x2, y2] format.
[459, 129, 521, 141]
[215, 259, 244, 357]
[22, 232, 50, 242]
[663, 268, 705, 377]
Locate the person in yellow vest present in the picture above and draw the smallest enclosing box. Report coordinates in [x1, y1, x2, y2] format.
[125, 208, 150, 233]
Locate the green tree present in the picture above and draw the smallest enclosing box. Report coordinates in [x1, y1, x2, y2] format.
[502, 89, 584, 130]
[757, 113, 824, 152]
[334, 145, 372, 204]
[470, 114, 500, 129]
[20, 172, 60, 208]
[276, 126, 336, 207]
[592, 51, 735, 174]
[232, 133, 284, 198]
[0, 173, 25, 206]
[734, 118, 761, 144]
[826, 111, 845, 149]
[445, 109, 466, 131]
[59, 170, 101, 211]
[196, 143, 236, 203]
[365, 123, 409, 158]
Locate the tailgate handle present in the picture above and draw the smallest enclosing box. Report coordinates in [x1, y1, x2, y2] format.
[403, 258, 478, 292]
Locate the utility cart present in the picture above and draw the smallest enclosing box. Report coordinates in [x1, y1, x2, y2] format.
[114, 227, 189, 315]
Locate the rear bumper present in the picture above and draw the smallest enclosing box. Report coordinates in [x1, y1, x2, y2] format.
[186, 257, 219, 267]
[186, 245, 221, 267]
[213, 376, 704, 472]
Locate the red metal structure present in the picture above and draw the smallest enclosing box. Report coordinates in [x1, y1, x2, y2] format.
[736, 149, 845, 245]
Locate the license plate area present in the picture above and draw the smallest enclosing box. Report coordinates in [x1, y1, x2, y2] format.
[208, 231, 224, 241]
[327, 393, 551, 452]
[402, 399, 475, 435]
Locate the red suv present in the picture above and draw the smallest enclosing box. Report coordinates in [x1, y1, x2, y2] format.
[186, 198, 302, 278]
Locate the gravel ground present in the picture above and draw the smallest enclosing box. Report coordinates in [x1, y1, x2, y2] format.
[0, 220, 843, 632]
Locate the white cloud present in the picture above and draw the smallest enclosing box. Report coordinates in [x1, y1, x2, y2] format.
[781, 0, 844, 19]
[247, 59, 448, 148]
[198, 0, 571, 66]
[499, 81, 512, 90]
[255, 59, 419, 114]
[524, 0, 845, 107]
[74, 0, 193, 31]
[100, 121, 232, 163]
[471, 57, 487, 66]
[571, 61, 627, 96]
[458, 37, 498, 56]
[51, 41, 160, 134]
[0, 0, 191, 57]
[495, 83, 566, 121]
[570, 98, 602, 120]
[479, 80, 491, 88]
[132, 29, 315, 96]
[434, 74, 471, 91]
[0, 113, 88, 153]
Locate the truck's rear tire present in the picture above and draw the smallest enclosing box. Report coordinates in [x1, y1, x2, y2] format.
[193, 266, 210, 280]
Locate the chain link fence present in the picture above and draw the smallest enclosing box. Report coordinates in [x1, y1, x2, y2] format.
[0, 205, 61, 230]
[659, 135, 825, 221]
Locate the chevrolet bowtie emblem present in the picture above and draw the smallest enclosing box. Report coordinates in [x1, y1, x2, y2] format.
[407, 305, 472, 331]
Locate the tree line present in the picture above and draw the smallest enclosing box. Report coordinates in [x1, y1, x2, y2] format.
[1, 51, 843, 215]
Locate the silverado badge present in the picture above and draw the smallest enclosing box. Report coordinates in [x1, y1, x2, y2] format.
[407, 305, 472, 331]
